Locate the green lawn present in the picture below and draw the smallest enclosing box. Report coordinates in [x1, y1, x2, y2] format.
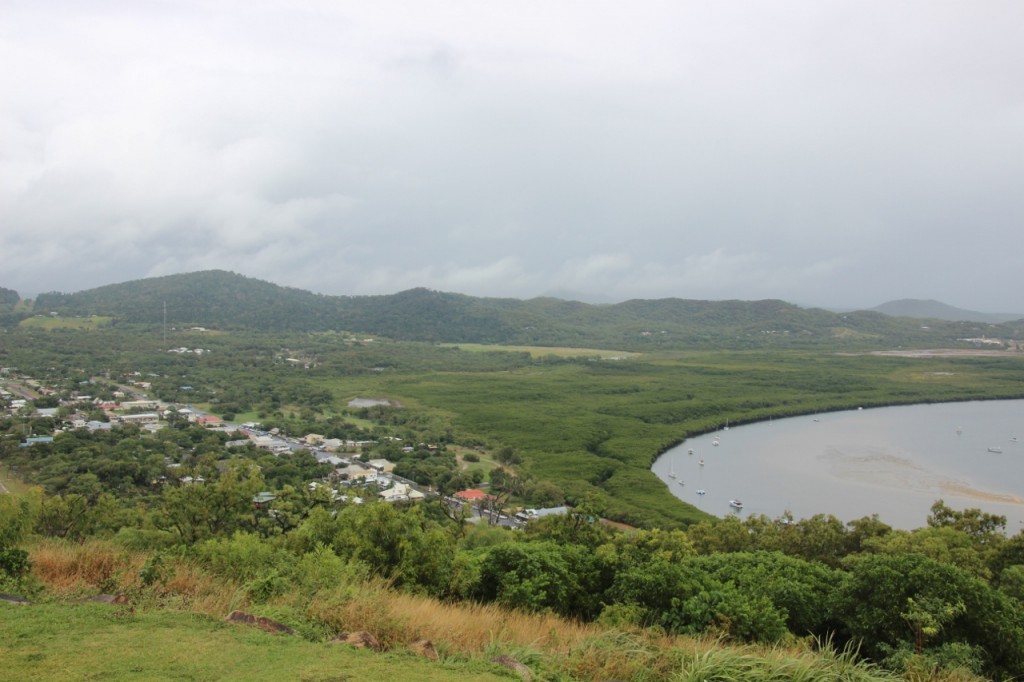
[0, 601, 516, 682]
[442, 342, 640, 359]
[18, 316, 113, 330]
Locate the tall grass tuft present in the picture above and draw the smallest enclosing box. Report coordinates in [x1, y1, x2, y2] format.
[676, 640, 904, 682]
[308, 584, 601, 653]
[29, 539, 144, 595]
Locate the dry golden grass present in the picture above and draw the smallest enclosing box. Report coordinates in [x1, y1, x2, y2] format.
[29, 539, 145, 594]
[305, 582, 715, 679]
[311, 587, 598, 651]
[27, 539, 241, 615]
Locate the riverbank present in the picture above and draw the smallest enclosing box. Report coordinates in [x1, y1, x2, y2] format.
[658, 400, 1024, 531]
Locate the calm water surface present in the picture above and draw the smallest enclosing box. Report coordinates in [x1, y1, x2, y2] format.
[654, 400, 1024, 531]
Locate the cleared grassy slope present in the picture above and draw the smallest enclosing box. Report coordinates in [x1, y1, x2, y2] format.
[0, 601, 514, 682]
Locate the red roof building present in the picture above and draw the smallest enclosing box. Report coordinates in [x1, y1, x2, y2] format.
[454, 488, 495, 502]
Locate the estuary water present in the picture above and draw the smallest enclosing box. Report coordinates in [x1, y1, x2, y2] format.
[654, 400, 1024, 532]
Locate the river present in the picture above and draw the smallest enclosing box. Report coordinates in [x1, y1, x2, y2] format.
[654, 400, 1024, 532]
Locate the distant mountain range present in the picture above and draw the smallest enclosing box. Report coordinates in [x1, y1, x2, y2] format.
[870, 299, 1023, 324]
[4, 271, 1021, 349]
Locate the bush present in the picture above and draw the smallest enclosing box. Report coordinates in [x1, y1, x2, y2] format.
[0, 548, 30, 577]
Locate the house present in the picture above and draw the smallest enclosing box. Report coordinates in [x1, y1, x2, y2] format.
[121, 400, 159, 410]
[20, 436, 55, 447]
[252, 492, 276, 508]
[321, 438, 344, 451]
[304, 433, 325, 446]
[117, 412, 160, 424]
[515, 506, 570, 523]
[379, 482, 425, 502]
[454, 488, 496, 503]
[340, 463, 375, 480]
[366, 458, 396, 473]
[195, 415, 224, 427]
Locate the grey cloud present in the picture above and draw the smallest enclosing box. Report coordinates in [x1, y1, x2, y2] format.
[1, 1, 1022, 313]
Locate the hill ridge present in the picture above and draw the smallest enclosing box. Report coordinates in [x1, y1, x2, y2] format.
[13, 270, 1024, 349]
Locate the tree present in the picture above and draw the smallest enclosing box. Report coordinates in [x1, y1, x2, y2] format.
[833, 552, 1024, 679]
[156, 468, 262, 543]
[927, 500, 1006, 545]
[35, 493, 93, 540]
[902, 595, 965, 654]
[459, 540, 599, 617]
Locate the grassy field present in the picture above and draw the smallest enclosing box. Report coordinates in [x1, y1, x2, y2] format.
[0, 601, 515, 682]
[443, 342, 640, 359]
[18, 315, 113, 330]
[338, 348, 1024, 527]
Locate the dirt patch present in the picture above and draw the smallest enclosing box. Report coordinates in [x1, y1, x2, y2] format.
[861, 349, 1018, 358]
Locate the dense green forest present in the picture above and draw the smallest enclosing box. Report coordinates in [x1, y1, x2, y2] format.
[4, 280, 1024, 680]
[21, 269, 1024, 349]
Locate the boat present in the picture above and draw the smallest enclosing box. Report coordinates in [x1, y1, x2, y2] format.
[698, 458, 704, 467]
[688, 448, 694, 455]
[668, 456, 677, 478]
[712, 439, 719, 447]
[696, 489, 706, 495]
[677, 480, 685, 486]
[723, 419, 729, 431]
[729, 499, 743, 509]
[988, 446, 1003, 453]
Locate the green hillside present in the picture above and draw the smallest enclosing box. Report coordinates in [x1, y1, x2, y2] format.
[28, 270, 1024, 349]
[0, 601, 513, 682]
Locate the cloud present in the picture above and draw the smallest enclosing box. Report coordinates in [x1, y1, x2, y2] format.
[1, 1, 1022, 312]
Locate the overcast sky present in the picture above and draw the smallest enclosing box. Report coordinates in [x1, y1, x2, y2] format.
[2, 1, 1022, 311]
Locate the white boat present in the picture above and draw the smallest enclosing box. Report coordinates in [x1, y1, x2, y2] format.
[988, 446, 1003, 453]
[696, 489, 706, 495]
[698, 458, 704, 467]
[688, 448, 694, 455]
[712, 439, 719, 447]
[668, 456, 676, 478]
[677, 480, 685, 486]
[729, 499, 743, 509]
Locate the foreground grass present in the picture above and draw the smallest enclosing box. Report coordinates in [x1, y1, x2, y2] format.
[0, 601, 514, 682]
[2, 539, 977, 682]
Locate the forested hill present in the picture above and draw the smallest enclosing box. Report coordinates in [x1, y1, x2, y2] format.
[0, 286, 19, 309]
[28, 270, 1024, 349]
[872, 298, 1023, 324]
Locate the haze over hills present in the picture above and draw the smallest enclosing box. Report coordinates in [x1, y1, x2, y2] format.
[871, 299, 1023, 324]
[8, 270, 1023, 350]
